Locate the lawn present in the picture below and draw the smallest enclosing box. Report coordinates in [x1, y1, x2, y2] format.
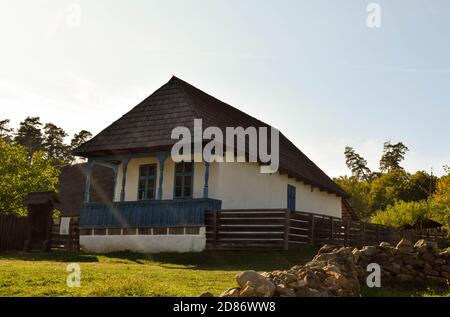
[0, 247, 448, 297]
[0, 247, 318, 297]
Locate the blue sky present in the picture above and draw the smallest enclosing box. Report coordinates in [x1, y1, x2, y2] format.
[0, 0, 449, 176]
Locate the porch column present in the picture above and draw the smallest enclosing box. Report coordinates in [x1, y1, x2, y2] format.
[203, 161, 210, 198]
[157, 153, 168, 200]
[83, 160, 94, 203]
[120, 158, 130, 202]
[93, 160, 119, 201]
[111, 164, 119, 202]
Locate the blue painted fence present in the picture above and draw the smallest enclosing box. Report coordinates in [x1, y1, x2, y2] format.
[79, 199, 222, 228]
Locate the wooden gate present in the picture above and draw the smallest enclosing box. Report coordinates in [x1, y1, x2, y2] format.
[50, 217, 80, 252]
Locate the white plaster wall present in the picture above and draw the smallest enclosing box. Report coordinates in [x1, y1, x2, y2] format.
[80, 228, 206, 253]
[208, 160, 342, 218]
[113, 156, 341, 218]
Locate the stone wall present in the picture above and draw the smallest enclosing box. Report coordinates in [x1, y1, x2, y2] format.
[207, 239, 450, 297]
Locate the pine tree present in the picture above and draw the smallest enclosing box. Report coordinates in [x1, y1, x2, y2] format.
[344, 146, 372, 181]
[14, 117, 44, 160]
[379, 141, 409, 172]
[43, 123, 70, 165]
[0, 119, 13, 142]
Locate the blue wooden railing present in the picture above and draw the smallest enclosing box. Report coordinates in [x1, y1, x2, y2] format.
[79, 199, 222, 228]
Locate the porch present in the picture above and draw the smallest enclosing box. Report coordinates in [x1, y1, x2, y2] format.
[79, 198, 222, 229]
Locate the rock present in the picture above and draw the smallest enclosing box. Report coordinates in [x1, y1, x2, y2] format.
[323, 264, 342, 275]
[423, 265, 439, 277]
[313, 252, 337, 263]
[414, 239, 438, 254]
[236, 271, 260, 287]
[199, 292, 214, 297]
[379, 241, 391, 248]
[441, 265, 450, 273]
[361, 246, 378, 257]
[295, 287, 322, 297]
[287, 279, 307, 289]
[318, 244, 337, 254]
[239, 285, 256, 297]
[421, 252, 436, 263]
[236, 270, 276, 297]
[303, 271, 323, 289]
[397, 274, 413, 282]
[396, 238, 415, 254]
[275, 284, 296, 297]
[220, 287, 241, 297]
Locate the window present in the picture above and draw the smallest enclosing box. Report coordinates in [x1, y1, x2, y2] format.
[138, 164, 157, 200]
[287, 185, 296, 211]
[174, 162, 193, 198]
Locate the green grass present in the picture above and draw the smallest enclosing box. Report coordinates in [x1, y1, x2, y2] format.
[362, 286, 450, 297]
[1, 247, 448, 297]
[0, 247, 319, 297]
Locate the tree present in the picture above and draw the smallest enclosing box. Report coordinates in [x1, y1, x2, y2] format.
[334, 176, 371, 220]
[0, 119, 13, 142]
[0, 139, 59, 215]
[43, 123, 70, 165]
[70, 130, 92, 151]
[405, 170, 437, 202]
[371, 200, 431, 229]
[69, 130, 92, 163]
[367, 169, 410, 212]
[14, 117, 44, 160]
[344, 147, 372, 181]
[379, 141, 409, 172]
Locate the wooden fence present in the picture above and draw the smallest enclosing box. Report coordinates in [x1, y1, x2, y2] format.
[0, 215, 79, 252]
[206, 209, 450, 250]
[0, 214, 30, 251]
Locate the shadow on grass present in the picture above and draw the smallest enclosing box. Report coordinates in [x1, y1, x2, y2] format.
[101, 245, 320, 271]
[0, 251, 99, 263]
[0, 246, 319, 271]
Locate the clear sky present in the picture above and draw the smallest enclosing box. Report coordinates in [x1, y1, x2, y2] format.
[0, 0, 449, 177]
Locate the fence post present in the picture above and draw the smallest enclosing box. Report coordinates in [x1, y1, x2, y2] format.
[309, 214, 315, 245]
[345, 219, 350, 246]
[329, 218, 334, 245]
[362, 222, 366, 246]
[376, 225, 380, 244]
[283, 209, 290, 251]
[212, 210, 218, 249]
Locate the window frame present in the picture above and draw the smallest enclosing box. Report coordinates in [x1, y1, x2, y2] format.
[173, 162, 194, 199]
[137, 163, 157, 201]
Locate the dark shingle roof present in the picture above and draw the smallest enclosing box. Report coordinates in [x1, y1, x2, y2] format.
[55, 164, 115, 217]
[74, 76, 348, 197]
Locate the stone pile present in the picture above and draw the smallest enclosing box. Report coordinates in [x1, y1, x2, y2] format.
[355, 239, 450, 286]
[209, 239, 449, 297]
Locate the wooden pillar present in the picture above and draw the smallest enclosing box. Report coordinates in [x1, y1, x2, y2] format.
[309, 213, 315, 245]
[157, 153, 167, 200]
[345, 218, 350, 246]
[284, 209, 290, 250]
[212, 210, 218, 249]
[112, 164, 118, 202]
[120, 158, 130, 202]
[329, 217, 334, 245]
[83, 160, 94, 203]
[203, 161, 210, 199]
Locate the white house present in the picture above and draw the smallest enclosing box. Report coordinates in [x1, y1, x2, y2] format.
[74, 76, 349, 253]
